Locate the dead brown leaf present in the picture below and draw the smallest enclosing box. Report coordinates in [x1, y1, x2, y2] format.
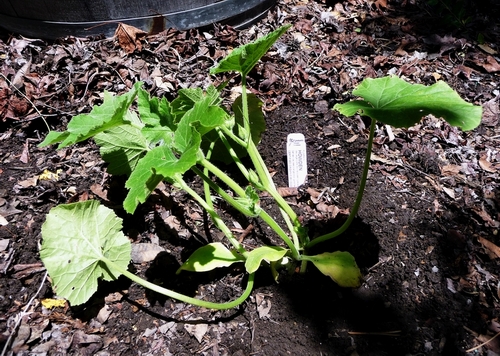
[479, 56, 500, 73]
[306, 187, 322, 204]
[19, 139, 29, 164]
[277, 187, 298, 197]
[90, 183, 108, 201]
[441, 164, 461, 176]
[474, 207, 500, 228]
[374, 0, 388, 10]
[479, 155, 497, 173]
[478, 236, 500, 258]
[12, 60, 31, 90]
[478, 43, 497, 55]
[114, 23, 147, 54]
[482, 98, 499, 126]
[452, 64, 474, 79]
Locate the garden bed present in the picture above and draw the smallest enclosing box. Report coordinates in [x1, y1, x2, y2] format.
[1, 0, 500, 354]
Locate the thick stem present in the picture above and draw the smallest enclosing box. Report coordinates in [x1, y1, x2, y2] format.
[215, 128, 251, 181]
[241, 77, 250, 136]
[193, 164, 300, 259]
[246, 138, 302, 248]
[203, 142, 216, 212]
[305, 118, 377, 249]
[239, 80, 303, 249]
[103, 256, 254, 310]
[199, 158, 246, 197]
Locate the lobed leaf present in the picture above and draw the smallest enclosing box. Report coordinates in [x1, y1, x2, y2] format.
[39, 82, 142, 148]
[177, 242, 244, 273]
[245, 246, 288, 274]
[123, 134, 200, 214]
[210, 24, 291, 77]
[334, 76, 482, 131]
[94, 125, 149, 175]
[306, 251, 362, 287]
[174, 96, 228, 153]
[40, 200, 131, 306]
[171, 86, 221, 122]
[137, 87, 176, 145]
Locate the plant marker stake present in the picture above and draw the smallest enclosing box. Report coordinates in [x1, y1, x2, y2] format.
[287, 133, 307, 188]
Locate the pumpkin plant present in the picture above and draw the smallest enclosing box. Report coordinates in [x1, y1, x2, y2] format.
[39, 25, 482, 309]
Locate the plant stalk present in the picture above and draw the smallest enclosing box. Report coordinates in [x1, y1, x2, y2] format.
[102, 256, 254, 310]
[174, 175, 248, 257]
[305, 118, 377, 249]
[192, 165, 300, 258]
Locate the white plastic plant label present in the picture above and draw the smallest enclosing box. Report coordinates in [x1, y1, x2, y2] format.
[286, 133, 307, 187]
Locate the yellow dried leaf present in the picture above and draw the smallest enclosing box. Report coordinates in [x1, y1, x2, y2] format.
[41, 298, 66, 309]
[39, 169, 62, 181]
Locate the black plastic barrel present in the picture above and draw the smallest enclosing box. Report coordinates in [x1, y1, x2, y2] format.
[0, 0, 276, 39]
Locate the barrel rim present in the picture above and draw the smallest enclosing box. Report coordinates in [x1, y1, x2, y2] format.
[0, 0, 276, 39]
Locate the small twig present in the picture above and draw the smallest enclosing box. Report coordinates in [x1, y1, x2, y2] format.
[237, 224, 254, 243]
[466, 330, 500, 353]
[1, 271, 48, 356]
[348, 330, 401, 336]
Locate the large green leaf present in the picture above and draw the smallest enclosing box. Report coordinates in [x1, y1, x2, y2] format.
[305, 251, 362, 287]
[210, 25, 291, 77]
[94, 125, 149, 175]
[245, 246, 287, 274]
[177, 243, 244, 273]
[39, 82, 142, 148]
[334, 76, 482, 131]
[40, 200, 131, 305]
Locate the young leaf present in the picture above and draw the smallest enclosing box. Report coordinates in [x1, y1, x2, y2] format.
[234, 186, 262, 217]
[40, 200, 131, 306]
[202, 93, 266, 164]
[210, 24, 291, 77]
[94, 124, 149, 175]
[39, 82, 142, 148]
[171, 86, 221, 122]
[174, 94, 228, 153]
[137, 87, 176, 145]
[177, 242, 244, 273]
[305, 251, 362, 288]
[334, 76, 482, 131]
[123, 134, 200, 214]
[245, 246, 288, 274]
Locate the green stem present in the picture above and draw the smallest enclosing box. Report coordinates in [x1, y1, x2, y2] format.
[103, 256, 254, 310]
[174, 175, 248, 257]
[239, 80, 303, 250]
[193, 164, 300, 259]
[246, 138, 302, 248]
[219, 125, 247, 148]
[259, 210, 300, 259]
[216, 128, 251, 181]
[199, 157, 246, 197]
[203, 142, 216, 212]
[241, 77, 250, 136]
[305, 118, 377, 249]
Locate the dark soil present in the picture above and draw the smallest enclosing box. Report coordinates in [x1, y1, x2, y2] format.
[1, 0, 500, 355]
